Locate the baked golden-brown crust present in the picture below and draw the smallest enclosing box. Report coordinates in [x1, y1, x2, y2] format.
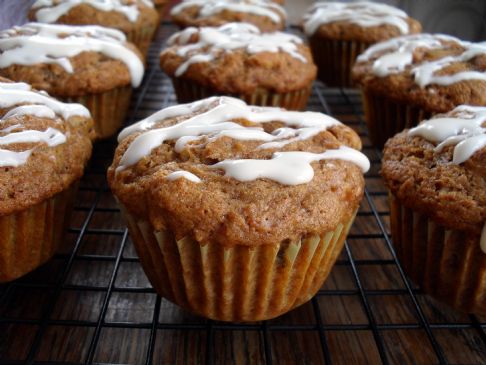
[0, 49, 141, 97]
[381, 119, 486, 234]
[29, 0, 159, 36]
[171, 3, 285, 32]
[160, 27, 316, 95]
[312, 18, 421, 44]
[108, 99, 365, 247]
[0, 77, 94, 216]
[353, 36, 486, 114]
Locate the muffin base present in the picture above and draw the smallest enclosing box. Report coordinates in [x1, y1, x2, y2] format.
[121, 206, 356, 322]
[64, 86, 132, 140]
[171, 78, 312, 111]
[0, 182, 78, 283]
[362, 90, 432, 148]
[127, 23, 157, 58]
[389, 194, 486, 315]
[309, 36, 370, 88]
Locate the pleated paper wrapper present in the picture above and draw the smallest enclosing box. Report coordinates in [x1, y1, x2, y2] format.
[121, 206, 357, 322]
[390, 194, 486, 315]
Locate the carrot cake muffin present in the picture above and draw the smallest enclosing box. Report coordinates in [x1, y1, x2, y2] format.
[153, 0, 169, 20]
[353, 33, 486, 147]
[160, 22, 316, 110]
[29, 0, 159, 57]
[170, 0, 286, 32]
[108, 96, 370, 321]
[0, 23, 145, 139]
[303, 1, 421, 88]
[0, 77, 94, 282]
[382, 105, 486, 315]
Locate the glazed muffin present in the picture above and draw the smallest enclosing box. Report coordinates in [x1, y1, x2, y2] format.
[170, 0, 286, 32]
[160, 23, 316, 110]
[0, 77, 94, 282]
[382, 105, 486, 315]
[0, 23, 144, 139]
[303, 1, 421, 88]
[29, 0, 159, 57]
[353, 34, 486, 147]
[108, 96, 370, 321]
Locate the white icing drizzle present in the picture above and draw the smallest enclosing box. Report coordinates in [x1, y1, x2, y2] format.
[31, 0, 152, 24]
[166, 170, 202, 183]
[409, 105, 486, 164]
[170, 0, 286, 24]
[0, 23, 144, 87]
[303, 1, 410, 36]
[165, 23, 307, 77]
[0, 81, 87, 168]
[209, 146, 369, 185]
[357, 33, 486, 87]
[116, 96, 370, 185]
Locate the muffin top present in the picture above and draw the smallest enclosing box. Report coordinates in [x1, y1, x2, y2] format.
[160, 23, 316, 94]
[382, 105, 486, 250]
[303, 1, 421, 42]
[170, 0, 286, 32]
[29, 0, 158, 35]
[0, 77, 94, 215]
[108, 96, 369, 247]
[0, 23, 144, 96]
[353, 34, 486, 113]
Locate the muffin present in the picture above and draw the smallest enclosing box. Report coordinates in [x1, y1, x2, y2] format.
[108, 96, 370, 321]
[0, 77, 94, 282]
[170, 0, 286, 32]
[303, 1, 421, 88]
[160, 23, 316, 110]
[153, 0, 170, 20]
[382, 105, 486, 315]
[353, 34, 486, 147]
[29, 0, 159, 57]
[0, 23, 145, 139]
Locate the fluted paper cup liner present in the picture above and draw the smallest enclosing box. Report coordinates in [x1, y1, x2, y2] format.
[121, 205, 356, 321]
[389, 194, 486, 315]
[127, 24, 157, 58]
[362, 90, 432, 148]
[64, 86, 132, 139]
[171, 78, 312, 111]
[0, 182, 78, 282]
[309, 36, 370, 88]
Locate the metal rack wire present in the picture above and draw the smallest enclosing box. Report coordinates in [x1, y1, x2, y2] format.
[1, 24, 485, 365]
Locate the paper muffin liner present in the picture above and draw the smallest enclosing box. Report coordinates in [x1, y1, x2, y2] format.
[126, 23, 157, 58]
[64, 85, 132, 140]
[309, 36, 370, 88]
[0, 182, 78, 283]
[389, 194, 486, 315]
[171, 77, 312, 111]
[120, 205, 356, 321]
[361, 90, 433, 148]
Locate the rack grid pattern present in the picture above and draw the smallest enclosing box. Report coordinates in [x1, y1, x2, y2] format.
[1, 24, 485, 365]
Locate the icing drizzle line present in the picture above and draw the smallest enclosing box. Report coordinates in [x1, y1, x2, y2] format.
[303, 1, 410, 36]
[357, 33, 486, 88]
[32, 0, 153, 23]
[0, 23, 144, 87]
[170, 0, 286, 24]
[116, 96, 370, 185]
[0, 81, 89, 168]
[408, 105, 486, 253]
[164, 22, 307, 77]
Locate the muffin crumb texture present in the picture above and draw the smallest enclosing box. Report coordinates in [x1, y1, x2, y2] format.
[109, 97, 369, 247]
[0, 77, 93, 216]
[382, 105, 486, 236]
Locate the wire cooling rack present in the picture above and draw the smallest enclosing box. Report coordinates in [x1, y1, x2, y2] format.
[1, 23, 486, 365]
